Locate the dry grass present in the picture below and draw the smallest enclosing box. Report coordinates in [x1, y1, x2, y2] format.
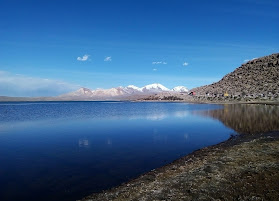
[81, 132, 279, 201]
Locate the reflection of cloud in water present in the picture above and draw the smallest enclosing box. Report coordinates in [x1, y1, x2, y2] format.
[129, 110, 189, 121]
[174, 111, 189, 118]
[152, 128, 168, 143]
[153, 134, 168, 143]
[79, 138, 90, 148]
[153, 128, 158, 135]
[184, 133, 189, 140]
[107, 138, 112, 145]
[128, 113, 167, 121]
[146, 113, 167, 121]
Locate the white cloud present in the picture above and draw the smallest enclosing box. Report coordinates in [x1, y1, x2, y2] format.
[77, 54, 90, 61]
[104, 56, 112, 62]
[244, 58, 257, 63]
[153, 68, 157, 71]
[0, 71, 79, 97]
[183, 62, 189, 66]
[152, 61, 167, 65]
[152, 62, 161, 64]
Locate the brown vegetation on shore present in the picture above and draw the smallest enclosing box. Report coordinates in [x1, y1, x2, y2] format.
[81, 131, 279, 201]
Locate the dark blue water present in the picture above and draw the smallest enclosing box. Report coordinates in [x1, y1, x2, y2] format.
[0, 102, 235, 201]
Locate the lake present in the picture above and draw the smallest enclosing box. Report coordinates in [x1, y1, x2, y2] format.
[0, 102, 278, 201]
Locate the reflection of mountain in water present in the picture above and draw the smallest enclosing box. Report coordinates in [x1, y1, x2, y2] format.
[196, 104, 279, 134]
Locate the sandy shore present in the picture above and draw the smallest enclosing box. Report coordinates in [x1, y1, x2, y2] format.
[80, 131, 279, 201]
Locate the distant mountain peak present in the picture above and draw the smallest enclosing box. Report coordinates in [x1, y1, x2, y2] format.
[62, 87, 93, 97]
[127, 85, 139, 89]
[60, 83, 189, 99]
[141, 83, 170, 92]
[172, 86, 189, 92]
[78, 87, 92, 93]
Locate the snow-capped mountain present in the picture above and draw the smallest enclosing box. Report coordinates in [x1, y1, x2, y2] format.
[62, 87, 93, 97]
[123, 85, 142, 94]
[127, 85, 141, 91]
[92, 87, 126, 97]
[61, 83, 189, 99]
[172, 86, 189, 93]
[141, 83, 170, 93]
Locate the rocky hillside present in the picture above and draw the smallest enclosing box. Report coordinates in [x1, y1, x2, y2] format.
[192, 53, 279, 101]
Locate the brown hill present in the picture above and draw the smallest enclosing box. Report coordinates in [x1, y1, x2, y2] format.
[192, 53, 279, 101]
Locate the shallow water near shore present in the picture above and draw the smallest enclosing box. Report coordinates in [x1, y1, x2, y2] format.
[0, 102, 278, 201]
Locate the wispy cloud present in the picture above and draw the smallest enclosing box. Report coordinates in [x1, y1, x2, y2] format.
[153, 68, 157, 71]
[182, 62, 189, 66]
[104, 56, 112, 62]
[244, 58, 257, 63]
[0, 71, 79, 97]
[152, 61, 167, 65]
[77, 54, 90, 61]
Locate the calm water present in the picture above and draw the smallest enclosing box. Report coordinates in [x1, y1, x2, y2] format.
[1, 102, 277, 201]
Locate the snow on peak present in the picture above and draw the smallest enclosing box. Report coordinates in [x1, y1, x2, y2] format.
[61, 87, 93, 97]
[123, 85, 142, 94]
[77, 87, 93, 94]
[172, 86, 189, 92]
[125, 83, 170, 94]
[126, 85, 141, 90]
[62, 83, 189, 98]
[141, 83, 170, 92]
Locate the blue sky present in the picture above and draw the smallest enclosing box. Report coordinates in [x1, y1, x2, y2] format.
[0, 0, 278, 96]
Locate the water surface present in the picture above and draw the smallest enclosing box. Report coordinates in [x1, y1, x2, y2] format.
[0, 102, 254, 201]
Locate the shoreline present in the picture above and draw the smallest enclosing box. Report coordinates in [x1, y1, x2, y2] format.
[1, 96, 279, 108]
[80, 130, 279, 201]
[1, 94, 279, 106]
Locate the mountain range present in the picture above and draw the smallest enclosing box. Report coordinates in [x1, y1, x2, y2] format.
[60, 83, 189, 99]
